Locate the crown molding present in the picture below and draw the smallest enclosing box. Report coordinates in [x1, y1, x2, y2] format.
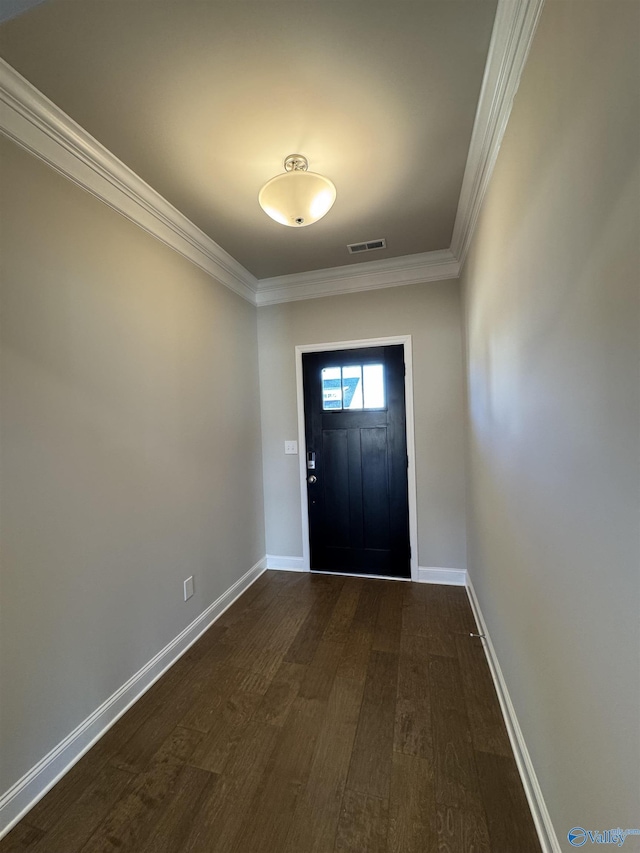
[0, 58, 258, 304]
[0, 0, 544, 305]
[450, 0, 545, 269]
[255, 249, 460, 306]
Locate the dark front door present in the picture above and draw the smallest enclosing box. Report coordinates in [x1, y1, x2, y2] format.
[302, 345, 410, 578]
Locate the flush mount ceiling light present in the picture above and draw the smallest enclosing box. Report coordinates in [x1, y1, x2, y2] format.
[258, 154, 336, 227]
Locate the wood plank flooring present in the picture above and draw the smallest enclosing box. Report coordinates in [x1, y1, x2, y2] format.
[1, 571, 541, 853]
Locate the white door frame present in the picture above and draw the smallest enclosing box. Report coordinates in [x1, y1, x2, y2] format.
[295, 335, 419, 582]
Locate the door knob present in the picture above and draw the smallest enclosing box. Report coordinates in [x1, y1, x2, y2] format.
[308, 475, 317, 484]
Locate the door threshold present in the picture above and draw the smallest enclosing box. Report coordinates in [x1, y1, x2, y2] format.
[310, 569, 411, 582]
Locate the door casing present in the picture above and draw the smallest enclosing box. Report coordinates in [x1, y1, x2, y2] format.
[295, 335, 418, 581]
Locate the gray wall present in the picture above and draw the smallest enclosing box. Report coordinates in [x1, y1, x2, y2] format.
[258, 282, 467, 569]
[0, 137, 265, 791]
[461, 0, 640, 841]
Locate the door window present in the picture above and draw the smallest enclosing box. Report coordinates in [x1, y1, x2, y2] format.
[321, 363, 385, 411]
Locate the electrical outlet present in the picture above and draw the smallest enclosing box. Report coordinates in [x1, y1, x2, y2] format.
[184, 576, 194, 601]
[284, 440, 298, 455]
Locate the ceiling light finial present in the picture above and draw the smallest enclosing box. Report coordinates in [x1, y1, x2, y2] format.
[283, 154, 309, 173]
[259, 154, 336, 227]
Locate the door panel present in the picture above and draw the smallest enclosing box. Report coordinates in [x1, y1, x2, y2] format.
[303, 345, 410, 578]
[323, 429, 349, 547]
[361, 427, 390, 549]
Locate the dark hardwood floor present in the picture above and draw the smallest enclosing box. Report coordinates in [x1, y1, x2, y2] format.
[1, 571, 541, 852]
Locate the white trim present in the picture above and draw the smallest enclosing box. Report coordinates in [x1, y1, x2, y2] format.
[0, 59, 258, 305]
[465, 575, 561, 853]
[0, 1, 545, 304]
[255, 250, 459, 306]
[402, 340, 419, 581]
[294, 336, 419, 582]
[417, 567, 467, 586]
[309, 570, 411, 583]
[0, 557, 267, 840]
[265, 555, 307, 572]
[451, 0, 545, 268]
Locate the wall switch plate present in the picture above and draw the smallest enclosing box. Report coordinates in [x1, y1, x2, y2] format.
[284, 440, 298, 455]
[184, 576, 194, 601]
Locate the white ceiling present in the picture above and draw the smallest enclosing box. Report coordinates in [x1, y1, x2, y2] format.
[0, 0, 498, 280]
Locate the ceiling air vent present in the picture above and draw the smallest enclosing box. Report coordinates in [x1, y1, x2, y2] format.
[347, 238, 387, 255]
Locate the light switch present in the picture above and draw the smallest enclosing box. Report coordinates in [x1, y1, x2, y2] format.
[284, 440, 298, 455]
[184, 576, 194, 601]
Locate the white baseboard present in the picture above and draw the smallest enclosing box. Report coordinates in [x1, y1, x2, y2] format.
[266, 555, 307, 572]
[417, 566, 467, 586]
[266, 561, 467, 586]
[309, 569, 411, 582]
[0, 556, 267, 840]
[465, 575, 561, 853]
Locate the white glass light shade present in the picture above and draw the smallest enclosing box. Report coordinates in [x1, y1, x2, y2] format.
[259, 170, 336, 227]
